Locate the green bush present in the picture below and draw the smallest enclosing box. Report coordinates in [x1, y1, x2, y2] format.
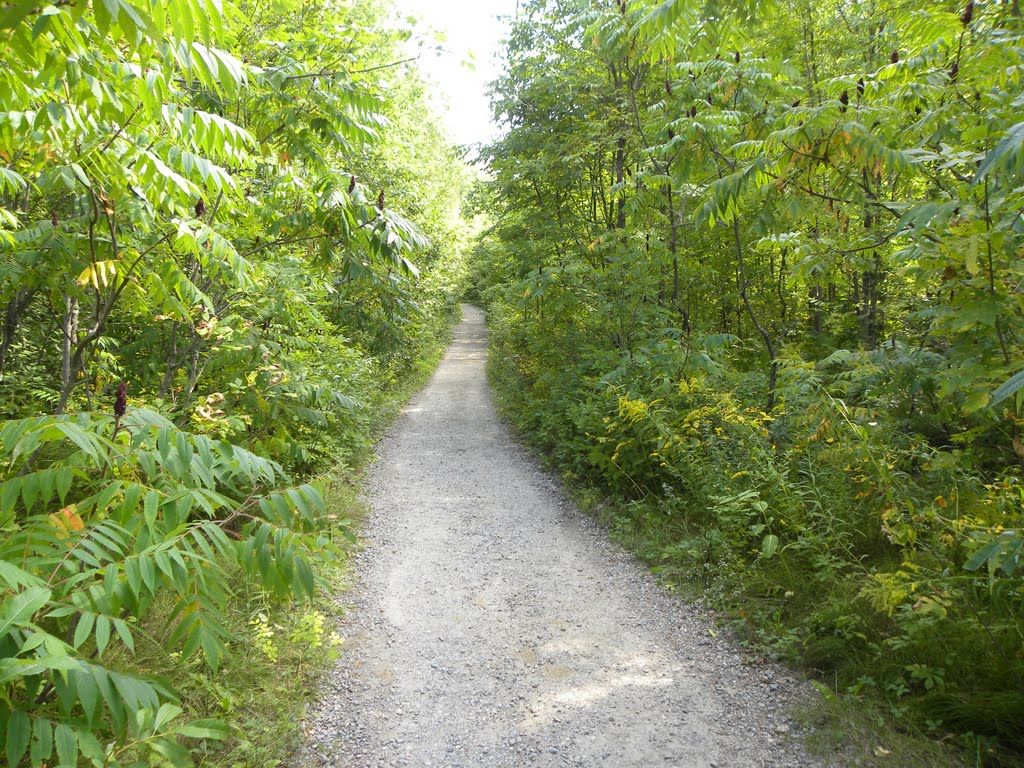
[0, 406, 349, 767]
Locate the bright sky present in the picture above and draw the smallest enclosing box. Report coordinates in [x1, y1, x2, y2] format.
[392, 0, 520, 147]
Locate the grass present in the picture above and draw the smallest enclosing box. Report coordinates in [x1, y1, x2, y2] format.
[797, 696, 969, 768]
[112, 481, 363, 768]
[188, 480, 366, 767]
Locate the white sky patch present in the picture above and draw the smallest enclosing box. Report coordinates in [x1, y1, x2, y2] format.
[392, 0, 519, 147]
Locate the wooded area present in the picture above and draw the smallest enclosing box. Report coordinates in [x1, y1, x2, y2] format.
[4, 0, 1024, 764]
[472, 0, 1024, 763]
[0, 0, 468, 763]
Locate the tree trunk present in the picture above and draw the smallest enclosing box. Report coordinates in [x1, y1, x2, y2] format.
[0, 288, 35, 377]
[614, 136, 626, 229]
[733, 215, 777, 409]
[56, 296, 80, 414]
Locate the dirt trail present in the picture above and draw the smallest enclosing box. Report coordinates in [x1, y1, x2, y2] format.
[299, 305, 821, 768]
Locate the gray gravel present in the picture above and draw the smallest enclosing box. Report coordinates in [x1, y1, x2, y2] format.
[297, 305, 823, 768]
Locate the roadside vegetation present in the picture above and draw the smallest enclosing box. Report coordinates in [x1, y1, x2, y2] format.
[0, 0, 468, 764]
[471, 0, 1024, 765]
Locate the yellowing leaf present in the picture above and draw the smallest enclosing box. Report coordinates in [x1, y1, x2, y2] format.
[962, 388, 989, 414]
[965, 235, 980, 275]
[48, 504, 83, 538]
[76, 260, 119, 289]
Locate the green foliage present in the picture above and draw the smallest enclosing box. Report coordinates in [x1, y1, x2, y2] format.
[1, 0, 469, 762]
[0, 406, 342, 766]
[0, 0, 469, 467]
[478, 0, 1024, 763]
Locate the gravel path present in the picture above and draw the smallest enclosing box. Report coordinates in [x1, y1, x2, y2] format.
[298, 305, 822, 768]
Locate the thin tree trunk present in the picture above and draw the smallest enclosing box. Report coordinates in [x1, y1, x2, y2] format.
[614, 136, 626, 229]
[778, 248, 789, 333]
[733, 214, 777, 409]
[159, 322, 181, 400]
[809, 285, 823, 335]
[802, 4, 823, 104]
[60, 296, 79, 404]
[0, 288, 35, 376]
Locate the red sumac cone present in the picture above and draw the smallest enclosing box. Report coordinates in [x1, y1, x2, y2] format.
[114, 381, 127, 419]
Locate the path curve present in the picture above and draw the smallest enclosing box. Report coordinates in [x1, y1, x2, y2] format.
[299, 305, 821, 768]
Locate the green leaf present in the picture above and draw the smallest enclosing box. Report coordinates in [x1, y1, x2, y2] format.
[974, 122, 1024, 183]
[76, 667, 100, 724]
[809, 679, 838, 703]
[70, 163, 91, 189]
[153, 702, 183, 733]
[75, 728, 105, 764]
[6, 709, 30, 768]
[761, 534, 779, 558]
[94, 0, 115, 34]
[73, 611, 96, 649]
[0, 587, 52, 637]
[965, 532, 1023, 576]
[0, 562, 46, 591]
[990, 368, 1024, 409]
[174, 718, 230, 740]
[113, 618, 135, 653]
[294, 556, 314, 597]
[54, 723, 77, 767]
[31, 716, 53, 766]
[95, 615, 111, 657]
[148, 736, 191, 765]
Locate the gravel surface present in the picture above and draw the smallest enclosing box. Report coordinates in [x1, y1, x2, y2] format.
[298, 305, 823, 768]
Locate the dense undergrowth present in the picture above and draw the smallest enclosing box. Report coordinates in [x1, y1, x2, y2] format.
[0, 0, 469, 763]
[473, 0, 1024, 765]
